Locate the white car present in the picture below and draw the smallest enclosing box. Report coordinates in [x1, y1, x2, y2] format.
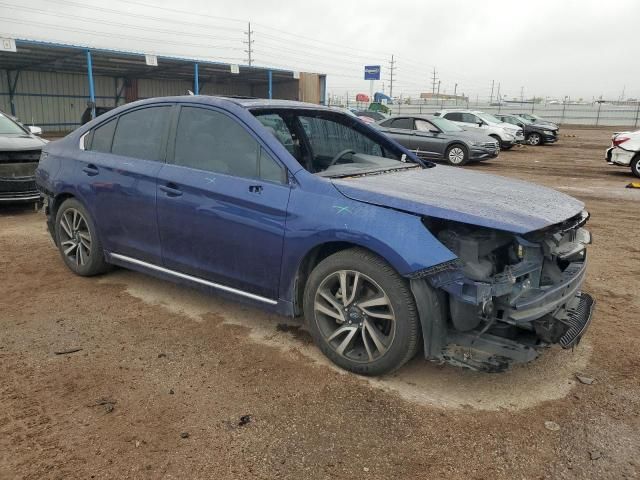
[606, 130, 640, 178]
[435, 109, 524, 150]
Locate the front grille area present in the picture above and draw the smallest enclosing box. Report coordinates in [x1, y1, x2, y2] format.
[0, 162, 38, 179]
[0, 149, 42, 163]
[481, 141, 498, 148]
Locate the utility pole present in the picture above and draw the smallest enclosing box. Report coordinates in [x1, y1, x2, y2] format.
[496, 82, 501, 103]
[520, 86, 524, 104]
[437, 80, 441, 96]
[489, 80, 495, 104]
[243, 21, 254, 66]
[388, 55, 396, 99]
[430, 68, 438, 96]
[454, 83, 458, 105]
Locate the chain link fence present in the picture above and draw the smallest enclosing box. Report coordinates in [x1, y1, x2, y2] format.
[329, 96, 640, 128]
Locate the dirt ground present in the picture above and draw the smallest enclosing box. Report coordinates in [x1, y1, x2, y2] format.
[1, 127, 639, 479]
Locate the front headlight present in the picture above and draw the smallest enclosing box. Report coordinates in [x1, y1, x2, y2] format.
[544, 130, 554, 135]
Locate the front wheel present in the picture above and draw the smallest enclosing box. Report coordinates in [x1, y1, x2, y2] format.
[54, 198, 109, 276]
[632, 156, 640, 178]
[444, 144, 468, 166]
[527, 132, 542, 146]
[303, 248, 420, 376]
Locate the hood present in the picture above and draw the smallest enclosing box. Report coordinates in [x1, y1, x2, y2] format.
[332, 166, 584, 234]
[497, 122, 520, 133]
[443, 129, 498, 143]
[532, 123, 557, 131]
[0, 134, 46, 151]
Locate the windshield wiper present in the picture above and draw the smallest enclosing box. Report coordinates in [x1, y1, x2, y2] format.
[321, 164, 422, 179]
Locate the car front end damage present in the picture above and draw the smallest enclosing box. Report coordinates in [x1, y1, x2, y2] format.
[411, 210, 594, 372]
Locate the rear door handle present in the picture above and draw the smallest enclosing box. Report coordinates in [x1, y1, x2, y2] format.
[159, 183, 183, 197]
[82, 164, 99, 176]
[249, 185, 263, 194]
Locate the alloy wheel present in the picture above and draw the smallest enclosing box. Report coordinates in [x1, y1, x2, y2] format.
[58, 208, 92, 266]
[448, 147, 465, 164]
[528, 133, 541, 145]
[313, 270, 396, 363]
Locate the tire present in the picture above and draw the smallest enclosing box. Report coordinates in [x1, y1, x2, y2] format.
[501, 144, 514, 150]
[303, 248, 420, 376]
[632, 156, 640, 178]
[444, 144, 469, 166]
[527, 132, 542, 146]
[54, 198, 109, 276]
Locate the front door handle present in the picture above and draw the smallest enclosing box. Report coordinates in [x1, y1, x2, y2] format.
[159, 183, 183, 197]
[249, 185, 263, 194]
[82, 164, 99, 176]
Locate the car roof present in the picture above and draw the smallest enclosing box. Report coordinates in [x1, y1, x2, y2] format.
[384, 114, 437, 120]
[112, 95, 333, 112]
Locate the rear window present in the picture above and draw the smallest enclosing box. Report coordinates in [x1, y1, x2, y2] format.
[89, 119, 116, 153]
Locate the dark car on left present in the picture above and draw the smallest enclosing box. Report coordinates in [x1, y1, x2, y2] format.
[495, 113, 559, 146]
[375, 114, 499, 165]
[0, 110, 47, 204]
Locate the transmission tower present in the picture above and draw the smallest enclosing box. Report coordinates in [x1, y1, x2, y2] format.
[243, 21, 254, 66]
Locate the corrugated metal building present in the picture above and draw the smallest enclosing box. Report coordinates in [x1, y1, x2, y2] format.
[0, 39, 327, 132]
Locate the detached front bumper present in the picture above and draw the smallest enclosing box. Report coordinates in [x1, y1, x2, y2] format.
[470, 146, 500, 160]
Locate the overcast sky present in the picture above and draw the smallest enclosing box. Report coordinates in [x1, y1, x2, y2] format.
[1, 0, 638, 101]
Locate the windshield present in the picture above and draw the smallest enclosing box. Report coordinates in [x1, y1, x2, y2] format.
[428, 116, 463, 132]
[476, 112, 502, 124]
[253, 109, 422, 178]
[514, 115, 533, 125]
[0, 113, 28, 135]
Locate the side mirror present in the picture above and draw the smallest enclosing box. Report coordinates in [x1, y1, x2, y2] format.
[429, 129, 440, 134]
[477, 120, 484, 126]
[28, 125, 42, 135]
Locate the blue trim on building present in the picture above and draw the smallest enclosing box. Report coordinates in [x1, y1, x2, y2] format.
[194, 63, 199, 95]
[268, 70, 273, 100]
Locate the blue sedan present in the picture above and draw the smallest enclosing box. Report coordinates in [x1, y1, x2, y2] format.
[36, 96, 594, 375]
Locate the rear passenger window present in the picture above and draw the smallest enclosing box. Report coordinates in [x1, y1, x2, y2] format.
[89, 119, 116, 153]
[111, 106, 171, 161]
[444, 112, 462, 122]
[391, 118, 414, 129]
[174, 106, 284, 182]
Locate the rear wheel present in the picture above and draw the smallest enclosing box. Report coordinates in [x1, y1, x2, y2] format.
[303, 248, 420, 376]
[632, 156, 640, 178]
[527, 132, 542, 146]
[54, 198, 109, 276]
[444, 144, 468, 166]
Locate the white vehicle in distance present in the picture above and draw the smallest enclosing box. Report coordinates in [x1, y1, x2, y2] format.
[606, 130, 640, 178]
[435, 109, 524, 150]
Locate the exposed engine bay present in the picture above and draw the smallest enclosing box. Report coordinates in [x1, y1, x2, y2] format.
[413, 211, 594, 372]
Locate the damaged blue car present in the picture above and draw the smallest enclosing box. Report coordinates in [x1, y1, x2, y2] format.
[36, 96, 594, 375]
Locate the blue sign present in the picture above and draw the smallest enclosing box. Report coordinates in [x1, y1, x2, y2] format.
[364, 65, 381, 80]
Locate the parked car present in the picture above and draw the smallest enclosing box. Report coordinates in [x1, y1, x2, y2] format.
[81, 106, 114, 125]
[354, 110, 387, 122]
[435, 109, 524, 149]
[375, 115, 499, 165]
[606, 130, 640, 178]
[37, 96, 594, 375]
[494, 113, 558, 146]
[513, 113, 559, 130]
[0, 110, 46, 204]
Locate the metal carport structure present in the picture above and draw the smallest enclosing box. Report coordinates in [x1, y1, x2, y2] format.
[0, 39, 326, 132]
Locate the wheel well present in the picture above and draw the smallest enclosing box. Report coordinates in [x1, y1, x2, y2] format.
[51, 193, 75, 219]
[293, 241, 371, 316]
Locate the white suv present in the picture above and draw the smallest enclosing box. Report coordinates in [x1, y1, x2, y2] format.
[436, 109, 524, 150]
[606, 130, 640, 178]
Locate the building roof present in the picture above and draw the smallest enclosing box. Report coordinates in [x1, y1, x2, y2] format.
[0, 38, 308, 84]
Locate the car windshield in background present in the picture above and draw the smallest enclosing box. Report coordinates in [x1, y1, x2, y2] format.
[0, 113, 27, 135]
[515, 115, 533, 125]
[429, 116, 464, 133]
[477, 112, 502, 124]
[254, 110, 420, 178]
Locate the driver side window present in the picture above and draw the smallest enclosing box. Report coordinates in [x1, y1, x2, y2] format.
[415, 119, 435, 132]
[461, 113, 478, 124]
[298, 115, 383, 170]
